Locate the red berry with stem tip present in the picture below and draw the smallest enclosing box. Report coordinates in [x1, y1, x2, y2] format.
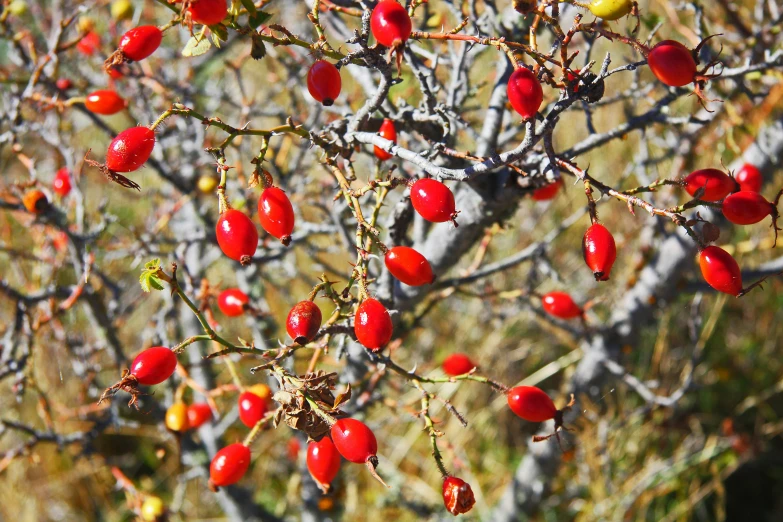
[286, 300, 322, 344]
[374, 118, 397, 161]
[130, 347, 177, 385]
[77, 31, 100, 56]
[217, 288, 249, 317]
[385, 246, 434, 286]
[187, 403, 212, 429]
[354, 298, 393, 351]
[188, 0, 228, 26]
[370, 0, 412, 48]
[216, 209, 258, 264]
[53, 167, 72, 197]
[258, 186, 295, 246]
[541, 291, 583, 319]
[118, 25, 162, 61]
[699, 245, 742, 296]
[56, 78, 72, 91]
[442, 476, 476, 516]
[735, 164, 763, 193]
[410, 178, 458, 224]
[582, 223, 617, 281]
[307, 60, 341, 106]
[307, 437, 342, 488]
[210, 443, 251, 487]
[722, 191, 774, 225]
[532, 179, 563, 201]
[683, 168, 737, 201]
[647, 40, 697, 87]
[85, 89, 127, 115]
[106, 127, 155, 172]
[238, 389, 270, 428]
[330, 418, 377, 464]
[507, 67, 543, 120]
[442, 353, 476, 376]
[507, 386, 557, 422]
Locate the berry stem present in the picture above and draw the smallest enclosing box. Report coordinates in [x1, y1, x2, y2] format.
[242, 410, 277, 446]
[417, 385, 450, 478]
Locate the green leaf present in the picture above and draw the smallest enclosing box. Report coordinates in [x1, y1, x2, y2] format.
[248, 10, 272, 29]
[241, 0, 257, 16]
[211, 23, 229, 42]
[182, 35, 212, 57]
[139, 258, 164, 292]
[251, 33, 267, 60]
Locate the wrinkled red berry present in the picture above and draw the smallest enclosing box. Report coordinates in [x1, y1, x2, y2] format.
[258, 186, 295, 245]
[542, 291, 583, 319]
[582, 223, 617, 281]
[210, 443, 251, 487]
[410, 178, 457, 224]
[683, 168, 737, 201]
[85, 89, 127, 115]
[286, 301, 322, 344]
[507, 386, 557, 422]
[442, 353, 476, 376]
[735, 164, 763, 193]
[106, 127, 155, 172]
[188, 0, 227, 26]
[442, 476, 476, 516]
[130, 346, 177, 385]
[307, 437, 342, 487]
[374, 118, 397, 161]
[53, 167, 72, 197]
[385, 246, 434, 286]
[330, 418, 377, 464]
[354, 298, 393, 351]
[647, 40, 697, 87]
[217, 288, 249, 317]
[216, 209, 258, 264]
[370, 0, 412, 48]
[507, 67, 543, 120]
[699, 245, 742, 296]
[307, 60, 341, 106]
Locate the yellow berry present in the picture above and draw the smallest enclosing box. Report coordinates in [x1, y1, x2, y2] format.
[197, 174, 218, 194]
[110, 0, 134, 21]
[165, 403, 189, 432]
[8, 0, 28, 16]
[77, 17, 94, 33]
[141, 496, 165, 521]
[588, 0, 633, 20]
[248, 383, 272, 400]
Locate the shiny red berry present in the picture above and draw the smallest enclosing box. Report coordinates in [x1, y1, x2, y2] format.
[582, 223, 617, 281]
[647, 40, 697, 87]
[258, 186, 295, 246]
[217, 288, 249, 317]
[56, 78, 72, 91]
[330, 418, 377, 464]
[188, 0, 227, 26]
[722, 191, 774, 225]
[210, 443, 251, 487]
[106, 127, 155, 172]
[442, 476, 476, 516]
[532, 179, 562, 201]
[699, 245, 742, 296]
[130, 347, 177, 385]
[53, 167, 72, 197]
[286, 301, 322, 344]
[374, 118, 397, 161]
[541, 291, 583, 319]
[85, 89, 127, 115]
[307, 437, 342, 487]
[354, 298, 393, 351]
[385, 246, 434, 286]
[238, 389, 270, 428]
[442, 353, 476, 376]
[77, 31, 101, 56]
[410, 178, 457, 224]
[370, 0, 412, 48]
[507, 386, 557, 422]
[187, 403, 213, 429]
[216, 209, 258, 264]
[307, 60, 341, 106]
[118, 25, 162, 61]
[507, 67, 543, 120]
[683, 168, 737, 201]
[735, 164, 763, 193]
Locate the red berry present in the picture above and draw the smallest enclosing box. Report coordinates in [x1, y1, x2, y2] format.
[107, 67, 124, 79]
[307, 437, 342, 487]
[541, 291, 583, 319]
[216, 209, 259, 264]
[735, 164, 763, 193]
[507, 67, 543, 120]
[106, 127, 155, 172]
[722, 191, 773, 225]
[238, 389, 270, 428]
[370, 0, 412, 48]
[130, 346, 177, 385]
[683, 168, 737, 201]
[374, 118, 397, 161]
[85, 89, 127, 115]
[56, 78, 72, 91]
[187, 403, 213, 429]
[354, 298, 393, 351]
[77, 31, 101, 56]
[188, 0, 227, 26]
[442, 353, 476, 376]
[699, 245, 742, 296]
[532, 179, 562, 201]
[307, 60, 341, 106]
[647, 40, 697, 87]
[566, 68, 581, 93]
[287, 438, 301, 462]
[410, 178, 457, 223]
[258, 186, 295, 245]
[286, 301, 322, 344]
[118, 25, 162, 61]
[385, 246, 434, 286]
[53, 167, 72, 197]
[442, 476, 476, 516]
[217, 288, 249, 317]
[330, 418, 377, 464]
[507, 386, 557, 422]
[582, 223, 617, 281]
[210, 443, 251, 487]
